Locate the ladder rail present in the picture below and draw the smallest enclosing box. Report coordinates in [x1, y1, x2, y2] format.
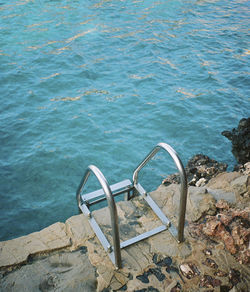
[132, 142, 188, 243]
[76, 165, 122, 268]
[76, 142, 187, 269]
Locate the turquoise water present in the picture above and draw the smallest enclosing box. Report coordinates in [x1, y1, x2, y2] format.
[0, 0, 249, 241]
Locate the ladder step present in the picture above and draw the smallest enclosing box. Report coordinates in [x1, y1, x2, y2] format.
[81, 179, 132, 202]
[120, 225, 167, 249]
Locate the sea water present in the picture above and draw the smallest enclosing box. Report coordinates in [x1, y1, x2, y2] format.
[0, 0, 249, 241]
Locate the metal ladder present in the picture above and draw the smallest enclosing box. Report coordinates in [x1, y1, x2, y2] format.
[76, 142, 187, 269]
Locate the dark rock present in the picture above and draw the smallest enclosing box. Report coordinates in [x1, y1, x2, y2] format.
[136, 267, 165, 283]
[220, 285, 231, 292]
[163, 154, 227, 186]
[202, 258, 218, 269]
[169, 266, 185, 283]
[153, 254, 172, 267]
[134, 287, 160, 292]
[200, 274, 222, 288]
[152, 254, 159, 265]
[79, 246, 87, 254]
[101, 288, 110, 292]
[214, 270, 228, 277]
[170, 282, 182, 292]
[148, 268, 165, 282]
[119, 284, 127, 291]
[228, 268, 241, 286]
[136, 272, 150, 284]
[27, 254, 34, 264]
[222, 118, 250, 164]
[147, 287, 160, 292]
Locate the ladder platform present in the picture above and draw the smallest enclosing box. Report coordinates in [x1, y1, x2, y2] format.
[82, 179, 132, 204]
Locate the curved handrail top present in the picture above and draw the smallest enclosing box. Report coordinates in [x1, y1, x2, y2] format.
[133, 142, 187, 186]
[76, 165, 113, 209]
[88, 165, 113, 197]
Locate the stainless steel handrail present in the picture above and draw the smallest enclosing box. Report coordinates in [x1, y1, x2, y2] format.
[76, 165, 122, 268]
[132, 142, 188, 243]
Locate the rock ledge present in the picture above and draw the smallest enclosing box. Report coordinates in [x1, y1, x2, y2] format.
[0, 171, 249, 292]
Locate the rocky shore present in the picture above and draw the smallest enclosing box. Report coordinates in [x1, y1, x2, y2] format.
[0, 162, 249, 292]
[222, 118, 250, 166]
[0, 119, 249, 291]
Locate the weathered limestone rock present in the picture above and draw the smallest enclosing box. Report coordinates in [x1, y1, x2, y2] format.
[121, 241, 153, 273]
[65, 214, 94, 250]
[206, 188, 236, 204]
[207, 171, 249, 201]
[84, 236, 132, 291]
[186, 187, 217, 221]
[206, 172, 241, 190]
[149, 231, 192, 259]
[150, 183, 235, 223]
[0, 222, 71, 269]
[0, 250, 97, 292]
[231, 175, 249, 197]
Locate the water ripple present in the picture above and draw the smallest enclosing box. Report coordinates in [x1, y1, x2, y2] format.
[0, 0, 249, 241]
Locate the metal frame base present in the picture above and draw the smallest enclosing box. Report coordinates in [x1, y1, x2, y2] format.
[76, 142, 188, 268]
[80, 180, 177, 266]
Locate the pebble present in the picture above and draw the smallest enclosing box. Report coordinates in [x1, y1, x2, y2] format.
[203, 258, 218, 269]
[179, 263, 200, 279]
[200, 274, 222, 288]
